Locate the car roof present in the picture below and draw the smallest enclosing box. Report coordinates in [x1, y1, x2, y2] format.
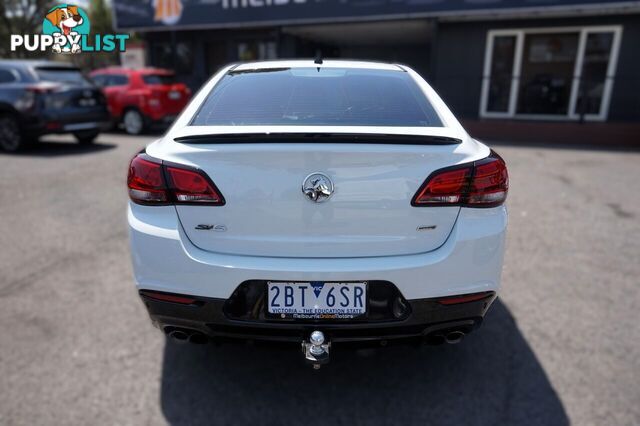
[90, 67, 174, 75]
[232, 59, 405, 72]
[0, 59, 77, 69]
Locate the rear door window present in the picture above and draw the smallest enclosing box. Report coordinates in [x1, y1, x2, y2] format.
[35, 67, 91, 85]
[191, 68, 443, 127]
[142, 74, 176, 85]
[109, 75, 129, 86]
[91, 74, 108, 87]
[0, 69, 17, 84]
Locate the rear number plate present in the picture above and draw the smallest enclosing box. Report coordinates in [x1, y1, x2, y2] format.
[64, 122, 97, 131]
[78, 98, 96, 107]
[168, 91, 181, 100]
[267, 282, 366, 319]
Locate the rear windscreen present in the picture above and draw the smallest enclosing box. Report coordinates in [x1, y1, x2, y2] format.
[36, 67, 90, 85]
[191, 68, 443, 127]
[143, 74, 176, 85]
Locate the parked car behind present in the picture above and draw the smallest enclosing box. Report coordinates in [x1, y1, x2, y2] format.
[0, 60, 110, 152]
[90, 67, 191, 135]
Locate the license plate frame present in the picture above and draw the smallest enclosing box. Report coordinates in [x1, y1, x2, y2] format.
[266, 281, 367, 320]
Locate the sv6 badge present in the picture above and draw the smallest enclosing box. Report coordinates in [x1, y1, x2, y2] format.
[195, 224, 227, 232]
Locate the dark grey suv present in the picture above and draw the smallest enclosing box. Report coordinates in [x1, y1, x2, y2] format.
[0, 60, 110, 152]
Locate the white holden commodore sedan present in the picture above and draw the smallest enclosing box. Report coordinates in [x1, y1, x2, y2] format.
[127, 59, 508, 367]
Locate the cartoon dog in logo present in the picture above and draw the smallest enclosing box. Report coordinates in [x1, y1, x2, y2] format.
[45, 6, 83, 53]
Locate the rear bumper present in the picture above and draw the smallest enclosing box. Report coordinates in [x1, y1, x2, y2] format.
[22, 108, 111, 136]
[128, 203, 507, 301]
[139, 289, 497, 344]
[129, 202, 506, 342]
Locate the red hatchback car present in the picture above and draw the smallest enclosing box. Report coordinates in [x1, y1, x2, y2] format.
[89, 67, 191, 134]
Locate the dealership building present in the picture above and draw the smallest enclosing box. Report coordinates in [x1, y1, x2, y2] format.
[112, 0, 640, 143]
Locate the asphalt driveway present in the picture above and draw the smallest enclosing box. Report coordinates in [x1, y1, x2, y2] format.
[0, 134, 638, 425]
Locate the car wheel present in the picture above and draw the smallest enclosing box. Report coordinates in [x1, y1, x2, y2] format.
[0, 115, 26, 152]
[123, 110, 145, 135]
[73, 129, 100, 145]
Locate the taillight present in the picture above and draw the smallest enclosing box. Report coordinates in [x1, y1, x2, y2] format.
[412, 151, 508, 208]
[18, 83, 61, 111]
[14, 91, 36, 111]
[412, 167, 471, 205]
[165, 165, 224, 204]
[26, 82, 60, 94]
[127, 156, 169, 204]
[127, 154, 225, 206]
[148, 90, 162, 106]
[467, 154, 509, 206]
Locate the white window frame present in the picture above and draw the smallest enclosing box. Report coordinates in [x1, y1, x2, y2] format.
[479, 25, 623, 121]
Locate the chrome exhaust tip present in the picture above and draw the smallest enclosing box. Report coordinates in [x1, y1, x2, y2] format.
[165, 327, 209, 344]
[168, 329, 190, 343]
[444, 330, 465, 344]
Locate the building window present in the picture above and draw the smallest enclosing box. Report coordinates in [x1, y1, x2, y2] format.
[486, 35, 516, 113]
[480, 26, 622, 121]
[152, 41, 193, 74]
[237, 41, 277, 61]
[577, 32, 615, 116]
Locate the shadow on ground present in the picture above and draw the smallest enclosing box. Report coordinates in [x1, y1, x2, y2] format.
[2, 140, 116, 157]
[160, 300, 567, 425]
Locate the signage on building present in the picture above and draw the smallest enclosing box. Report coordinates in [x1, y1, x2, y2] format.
[113, 0, 638, 30]
[12, 4, 129, 54]
[120, 43, 147, 69]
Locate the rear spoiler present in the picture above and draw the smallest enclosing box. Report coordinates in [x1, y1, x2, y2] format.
[173, 133, 461, 145]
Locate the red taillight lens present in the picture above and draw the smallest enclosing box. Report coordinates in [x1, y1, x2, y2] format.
[45, 121, 61, 130]
[412, 151, 508, 208]
[140, 290, 198, 305]
[467, 154, 509, 207]
[412, 166, 472, 205]
[436, 291, 493, 305]
[165, 166, 224, 204]
[127, 154, 225, 206]
[127, 156, 169, 204]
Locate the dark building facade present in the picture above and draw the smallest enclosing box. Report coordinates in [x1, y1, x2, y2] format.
[113, 0, 640, 143]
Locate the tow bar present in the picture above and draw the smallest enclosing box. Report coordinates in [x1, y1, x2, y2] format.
[302, 330, 330, 369]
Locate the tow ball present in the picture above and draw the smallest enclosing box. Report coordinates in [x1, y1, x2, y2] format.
[302, 330, 330, 369]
